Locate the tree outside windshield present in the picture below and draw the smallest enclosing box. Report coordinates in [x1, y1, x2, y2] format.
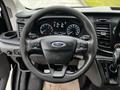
[85, 0, 120, 6]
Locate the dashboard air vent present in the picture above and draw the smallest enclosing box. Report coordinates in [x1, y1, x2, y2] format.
[96, 23, 111, 50]
[17, 18, 28, 38]
[17, 18, 26, 23]
[17, 24, 24, 37]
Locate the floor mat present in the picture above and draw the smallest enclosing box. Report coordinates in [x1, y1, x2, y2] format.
[43, 80, 80, 90]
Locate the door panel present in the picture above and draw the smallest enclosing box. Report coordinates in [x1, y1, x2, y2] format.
[0, 53, 11, 90]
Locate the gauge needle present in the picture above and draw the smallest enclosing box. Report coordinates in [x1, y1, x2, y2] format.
[42, 29, 46, 33]
[69, 31, 73, 35]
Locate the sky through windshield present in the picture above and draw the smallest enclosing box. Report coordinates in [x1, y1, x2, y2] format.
[19, 0, 83, 9]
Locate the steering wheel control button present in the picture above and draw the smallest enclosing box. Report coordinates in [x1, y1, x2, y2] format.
[31, 42, 39, 48]
[14, 49, 21, 55]
[80, 35, 90, 41]
[28, 41, 40, 51]
[51, 41, 66, 48]
[76, 43, 88, 54]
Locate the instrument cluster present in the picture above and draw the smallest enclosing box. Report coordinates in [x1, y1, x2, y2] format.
[29, 16, 83, 38]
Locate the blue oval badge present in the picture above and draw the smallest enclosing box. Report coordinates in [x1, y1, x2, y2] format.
[51, 41, 66, 48]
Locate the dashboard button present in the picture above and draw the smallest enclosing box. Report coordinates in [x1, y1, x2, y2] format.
[14, 49, 21, 55]
[31, 42, 40, 48]
[80, 35, 90, 41]
[7, 51, 12, 55]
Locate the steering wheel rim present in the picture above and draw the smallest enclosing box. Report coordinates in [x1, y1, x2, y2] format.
[20, 6, 97, 83]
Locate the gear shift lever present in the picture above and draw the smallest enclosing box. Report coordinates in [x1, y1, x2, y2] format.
[113, 48, 120, 67]
[114, 44, 120, 86]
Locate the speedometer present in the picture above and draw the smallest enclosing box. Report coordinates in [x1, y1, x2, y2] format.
[67, 24, 80, 37]
[40, 23, 53, 35]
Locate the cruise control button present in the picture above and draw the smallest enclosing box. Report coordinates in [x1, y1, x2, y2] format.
[76, 43, 88, 54]
[31, 42, 40, 48]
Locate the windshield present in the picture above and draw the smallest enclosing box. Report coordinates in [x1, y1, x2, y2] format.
[19, 0, 120, 9]
[19, 0, 83, 9]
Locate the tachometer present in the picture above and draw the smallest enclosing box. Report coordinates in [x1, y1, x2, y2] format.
[67, 24, 80, 37]
[40, 23, 53, 35]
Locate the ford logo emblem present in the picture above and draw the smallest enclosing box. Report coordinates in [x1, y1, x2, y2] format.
[51, 41, 66, 48]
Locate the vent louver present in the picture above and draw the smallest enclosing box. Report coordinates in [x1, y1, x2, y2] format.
[96, 23, 111, 50]
[17, 24, 24, 37]
[17, 18, 27, 38]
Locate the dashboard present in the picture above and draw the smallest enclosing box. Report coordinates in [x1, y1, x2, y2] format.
[14, 8, 120, 52]
[16, 11, 120, 56]
[1, 7, 120, 86]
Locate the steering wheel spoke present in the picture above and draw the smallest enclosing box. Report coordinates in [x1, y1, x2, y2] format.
[26, 38, 42, 54]
[48, 64, 68, 78]
[75, 39, 88, 55]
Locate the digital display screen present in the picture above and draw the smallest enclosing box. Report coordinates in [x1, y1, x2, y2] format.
[52, 20, 68, 34]
[53, 21, 67, 28]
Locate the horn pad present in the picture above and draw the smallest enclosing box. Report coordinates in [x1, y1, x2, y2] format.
[41, 36, 77, 64]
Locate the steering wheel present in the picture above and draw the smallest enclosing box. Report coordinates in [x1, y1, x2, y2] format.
[20, 6, 97, 83]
